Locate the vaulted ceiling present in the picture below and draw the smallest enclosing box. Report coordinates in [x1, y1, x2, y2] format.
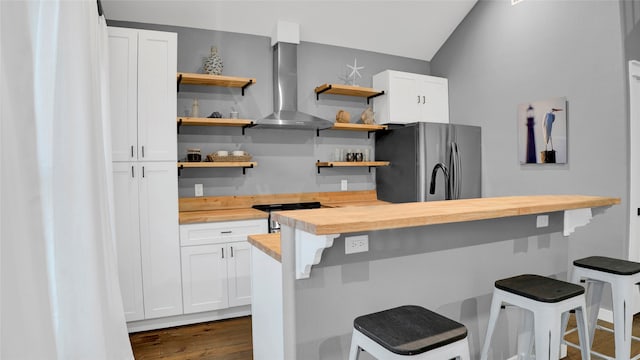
[101, 0, 477, 61]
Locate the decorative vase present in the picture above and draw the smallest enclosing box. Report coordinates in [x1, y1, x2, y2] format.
[203, 46, 223, 75]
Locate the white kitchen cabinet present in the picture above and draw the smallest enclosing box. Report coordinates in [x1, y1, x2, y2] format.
[180, 220, 267, 314]
[112, 162, 181, 320]
[181, 244, 228, 313]
[112, 163, 144, 322]
[227, 241, 252, 307]
[139, 162, 182, 319]
[108, 27, 177, 162]
[373, 70, 449, 124]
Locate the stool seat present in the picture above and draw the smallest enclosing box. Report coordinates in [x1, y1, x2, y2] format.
[496, 274, 585, 303]
[354, 305, 467, 356]
[573, 256, 640, 276]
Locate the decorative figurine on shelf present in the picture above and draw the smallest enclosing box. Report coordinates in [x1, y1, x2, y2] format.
[208, 111, 223, 118]
[336, 109, 351, 123]
[338, 58, 365, 86]
[203, 46, 223, 75]
[360, 106, 375, 124]
[191, 98, 200, 118]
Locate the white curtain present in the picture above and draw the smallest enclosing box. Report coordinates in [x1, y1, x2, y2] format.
[1, 0, 133, 359]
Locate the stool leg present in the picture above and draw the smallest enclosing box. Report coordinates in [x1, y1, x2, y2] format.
[533, 308, 560, 360]
[481, 292, 503, 360]
[585, 279, 604, 346]
[575, 302, 591, 360]
[348, 329, 360, 360]
[517, 310, 534, 360]
[612, 280, 633, 360]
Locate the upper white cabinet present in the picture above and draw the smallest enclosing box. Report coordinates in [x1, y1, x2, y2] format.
[373, 70, 449, 124]
[108, 27, 177, 161]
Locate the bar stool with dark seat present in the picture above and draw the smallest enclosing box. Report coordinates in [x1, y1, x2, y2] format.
[480, 274, 591, 360]
[563, 256, 640, 360]
[348, 305, 471, 359]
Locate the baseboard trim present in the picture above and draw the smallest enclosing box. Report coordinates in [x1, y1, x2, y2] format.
[126, 305, 251, 333]
[598, 308, 613, 323]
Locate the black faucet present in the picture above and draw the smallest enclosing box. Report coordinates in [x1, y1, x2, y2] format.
[429, 163, 451, 200]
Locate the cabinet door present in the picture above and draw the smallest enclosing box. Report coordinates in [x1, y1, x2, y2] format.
[181, 245, 229, 314]
[419, 76, 449, 124]
[137, 30, 177, 161]
[388, 72, 421, 124]
[138, 162, 181, 319]
[112, 163, 144, 321]
[227, 242, 252, 307]
[108, 27, 138, 161]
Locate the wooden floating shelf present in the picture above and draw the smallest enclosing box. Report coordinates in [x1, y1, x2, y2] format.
[177, 161, 257, 175]
[314, 83, 385, 104]
[330, 123, 387, 132]
[316, 161, 390, 174]
[177, 73, 256, 88]
[176, 72, 255, 95]
[178, 161, 257, 168]
[177, 117, 253, 127]
[176, 117, 255, 134]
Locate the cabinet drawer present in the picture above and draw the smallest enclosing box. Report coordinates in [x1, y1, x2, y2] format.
[180, 219, 267, 246]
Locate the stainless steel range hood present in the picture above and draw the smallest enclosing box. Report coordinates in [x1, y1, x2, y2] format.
[255, 42, 333, 130]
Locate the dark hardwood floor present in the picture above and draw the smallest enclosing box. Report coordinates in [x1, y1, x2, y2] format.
[129, 314, 640, 359]
[129, 316, 253, 360]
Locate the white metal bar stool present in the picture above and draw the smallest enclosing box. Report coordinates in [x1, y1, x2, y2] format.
[562, 256, 640, 360]
[480, 274, 591, 360]
[348, 305, 470, 360]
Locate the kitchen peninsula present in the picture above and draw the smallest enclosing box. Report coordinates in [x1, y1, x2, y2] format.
[249, 195, 619, 359]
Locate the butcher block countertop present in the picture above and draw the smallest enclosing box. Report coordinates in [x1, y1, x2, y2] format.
[179, 208, 268, 224]
[248, 233, 281, 262]
[178, 190, 385, 224]
[272, 195, 620, 235]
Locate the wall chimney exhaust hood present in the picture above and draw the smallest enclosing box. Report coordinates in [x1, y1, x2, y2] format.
[254, 22, 333, 130]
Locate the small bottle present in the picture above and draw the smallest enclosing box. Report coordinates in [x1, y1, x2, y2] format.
[191, 98, 200, 118]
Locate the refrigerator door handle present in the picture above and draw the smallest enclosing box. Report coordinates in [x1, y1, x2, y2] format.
[450, 141, 462, 200]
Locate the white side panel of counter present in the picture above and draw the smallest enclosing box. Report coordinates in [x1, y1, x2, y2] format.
[250, 246, 284, 360]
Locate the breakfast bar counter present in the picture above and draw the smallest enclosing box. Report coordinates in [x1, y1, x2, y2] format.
[250, 194, 619, 359]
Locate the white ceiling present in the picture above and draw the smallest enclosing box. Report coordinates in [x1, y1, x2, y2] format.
[101, 0, 477, 61]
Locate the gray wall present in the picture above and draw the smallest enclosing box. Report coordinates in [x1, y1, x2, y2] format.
[430, 0, 628, 264]
[107, 20, 429, 198]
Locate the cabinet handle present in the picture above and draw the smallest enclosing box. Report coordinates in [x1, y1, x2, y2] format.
[417, 95, 420, 103]
[422, 96, 426, 104]
[221, 247, 225, 259]
[131, 166, 134, 178]
[230, 246, 234, 258]
[221, 230, 232, 234]
[131, 145, 134, 158]
[142, 166, 145, 178]
[141, 146, 145, 158]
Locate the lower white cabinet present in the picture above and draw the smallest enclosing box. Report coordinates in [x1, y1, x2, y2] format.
[112, 162, 181, 321]
[180, 220, 267, 314]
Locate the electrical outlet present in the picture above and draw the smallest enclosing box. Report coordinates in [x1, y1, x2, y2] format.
[536, 215, 549, 228]
[345, 235, 369, 254]
[341, 179, 348, 191]
[195, 184, 204, 197]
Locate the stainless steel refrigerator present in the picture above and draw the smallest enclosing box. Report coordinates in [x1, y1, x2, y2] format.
[375, 122, 481, 203]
